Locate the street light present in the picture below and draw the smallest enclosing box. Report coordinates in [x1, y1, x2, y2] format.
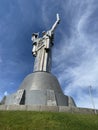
[89, 85, 97, 114]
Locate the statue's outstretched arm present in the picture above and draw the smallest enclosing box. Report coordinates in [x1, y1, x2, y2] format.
[50, 13, 60, 33]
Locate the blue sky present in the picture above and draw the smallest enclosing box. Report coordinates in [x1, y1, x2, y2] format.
[0, 0, 98, 109]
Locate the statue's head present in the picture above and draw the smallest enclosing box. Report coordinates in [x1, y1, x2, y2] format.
[32, 33, 39, 38]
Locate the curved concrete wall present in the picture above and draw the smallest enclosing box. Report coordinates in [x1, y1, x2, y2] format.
[1, 72, 76, 107]
[18, 72, 75, 106]
[19, 72, 63, 93]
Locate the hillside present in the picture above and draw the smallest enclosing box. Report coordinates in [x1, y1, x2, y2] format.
[0, 111, 98, 130]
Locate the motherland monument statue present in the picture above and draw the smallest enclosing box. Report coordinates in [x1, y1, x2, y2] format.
[31, 14, 60, 72]
[1, 14, 76, 108]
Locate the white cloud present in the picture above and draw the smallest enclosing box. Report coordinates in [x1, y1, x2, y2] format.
[51, 0, 98, 108]
[4, 91, 8, 96]
[76, 92, 98, 109]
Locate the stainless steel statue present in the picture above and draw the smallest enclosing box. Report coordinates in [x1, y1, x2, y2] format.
[0, 13, 76, 107]
[31, 14, 60, 72]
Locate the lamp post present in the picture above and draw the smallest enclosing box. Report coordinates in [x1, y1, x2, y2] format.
[89, 86, 97, 114]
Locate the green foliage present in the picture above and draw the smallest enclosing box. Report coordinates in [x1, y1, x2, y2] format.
[0, 111, 98, 130]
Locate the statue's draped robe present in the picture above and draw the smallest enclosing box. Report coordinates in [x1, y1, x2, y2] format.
[33, 31, 53, 72]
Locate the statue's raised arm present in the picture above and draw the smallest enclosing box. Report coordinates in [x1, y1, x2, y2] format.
[50, 13, 60, 33]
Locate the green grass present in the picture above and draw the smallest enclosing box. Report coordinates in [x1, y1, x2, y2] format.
[0, 111, 98, 130]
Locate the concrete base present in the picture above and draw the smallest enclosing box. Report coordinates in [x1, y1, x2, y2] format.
[1, 72, 76, 107]
[0, 105, 97, 114]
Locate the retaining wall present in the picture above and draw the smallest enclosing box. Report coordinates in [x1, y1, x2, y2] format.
[0, 105, 97, 114]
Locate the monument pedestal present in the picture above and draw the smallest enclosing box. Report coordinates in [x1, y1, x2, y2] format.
[1, 72, 76, 107]
[0, 14, 76, 109]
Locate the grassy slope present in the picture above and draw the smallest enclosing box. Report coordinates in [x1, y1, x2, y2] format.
[0, 111, 98, 130]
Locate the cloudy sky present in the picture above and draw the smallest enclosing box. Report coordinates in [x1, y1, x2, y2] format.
[0, 0, 98, 109]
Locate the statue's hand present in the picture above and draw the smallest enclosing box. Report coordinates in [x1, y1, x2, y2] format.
[50, 14, 60, 32]
[56, 13, 60, 24]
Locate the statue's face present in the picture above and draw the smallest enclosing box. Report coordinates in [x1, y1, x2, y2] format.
[35, 35, 38, 38]
[32, 34, 38, 40]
